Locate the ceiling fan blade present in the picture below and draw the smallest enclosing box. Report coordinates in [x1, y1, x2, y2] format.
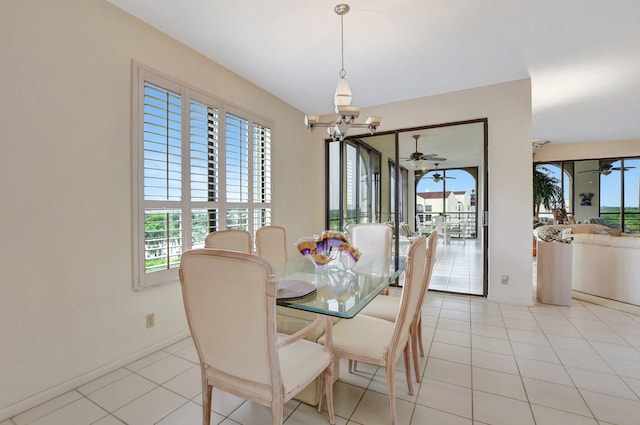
[610, 166, 636, 171]
[419, 155, 447, 161]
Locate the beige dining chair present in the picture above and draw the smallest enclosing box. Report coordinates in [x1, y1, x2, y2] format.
[179, 249, 335, 425]
[359, 231, 437, 382]
[255, 225, 288, 265]
[318, 236, 427, 425]
[349, 222, 392, 257]
[349, 223, 393, 284]
[204, 229, 252, 253]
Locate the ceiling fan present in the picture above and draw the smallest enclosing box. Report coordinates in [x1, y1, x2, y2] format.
[428, 163, 456, 183]
[578, 163, 636, 175]
[401, 134, 447, 164]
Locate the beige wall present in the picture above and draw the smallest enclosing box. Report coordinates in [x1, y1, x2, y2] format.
[534, 139, 640, 162]
[0, 0, 314, 418]
[1, 0, 535, 419]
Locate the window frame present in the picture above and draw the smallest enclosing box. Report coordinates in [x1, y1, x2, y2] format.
[131, 63, 273, 289]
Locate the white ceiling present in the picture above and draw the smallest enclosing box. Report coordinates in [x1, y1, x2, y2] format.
[107, 0, 640, 145]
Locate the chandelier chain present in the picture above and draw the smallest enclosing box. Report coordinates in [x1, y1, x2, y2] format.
[339, 13, 346, 78]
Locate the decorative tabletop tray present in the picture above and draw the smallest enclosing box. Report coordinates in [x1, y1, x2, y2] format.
[277, 279, 317, 301]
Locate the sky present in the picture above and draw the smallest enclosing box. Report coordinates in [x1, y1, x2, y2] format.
[416, 169, 476, 193]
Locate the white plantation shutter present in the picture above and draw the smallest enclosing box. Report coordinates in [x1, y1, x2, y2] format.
[253, 123, 272, 233]
[190, 100, 220, 248]
[140, 82, 184, 282]
[225, 113, 249, 203]
[132, 64, 272, 289]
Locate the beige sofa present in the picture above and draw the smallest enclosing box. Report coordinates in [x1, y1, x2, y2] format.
[534, 224, 640, 306]
[533, 223, 611, 239]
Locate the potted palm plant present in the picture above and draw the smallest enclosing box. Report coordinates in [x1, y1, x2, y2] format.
[533, 164, 563, 221]
[533, 164, 563, 256]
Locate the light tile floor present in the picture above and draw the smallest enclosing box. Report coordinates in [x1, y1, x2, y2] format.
[429, 238, 483, 295]
[6, 293, 640, 425]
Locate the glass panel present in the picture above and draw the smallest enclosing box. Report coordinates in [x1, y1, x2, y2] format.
[601, 160, 622, 228]
[623, 159, 640, 233]
[537, 163, 566, 223]
[328, 142, 341, 231]
[191, 208, 216, 248]
[389, 161, 396, 223]
[573, 159, 599, 223]
[442, 169, 477, 239]
[372, 151, 381, 223]
[562, 162, 574, 214]
[226, 208, 248, 230]
[358, 147, 370, 222]
[253, 208, 271, 229]
[417, 171, 444, 225]
[144, 209, 182, 272]
[399, 168, 408, 222]
[345, 143, 358, 226]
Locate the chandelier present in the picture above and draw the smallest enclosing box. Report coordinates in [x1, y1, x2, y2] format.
[304, 4, 382, 142]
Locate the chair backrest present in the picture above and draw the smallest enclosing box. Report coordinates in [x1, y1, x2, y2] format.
[255, 225, 288, 264]
[179, 249, 280, 390]
[390, 236, 427, 360]
[204, 230, 252, 253]
[349, 223, 392, 258]
[426, 231, 438, 283]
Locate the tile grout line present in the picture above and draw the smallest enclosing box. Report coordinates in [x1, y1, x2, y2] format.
[527, 302, 598, 422]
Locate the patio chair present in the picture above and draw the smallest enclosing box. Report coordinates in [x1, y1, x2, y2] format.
[448, 217, 467, 243]
[179, 249, 335, 425]
[433, 215, 449, 244]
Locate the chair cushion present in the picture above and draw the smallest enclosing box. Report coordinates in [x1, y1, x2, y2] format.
[279, 338, 332, 399]
[360, 295, 399, 322]
[207, 336, 331, 402]
[318, 315, 394, 362]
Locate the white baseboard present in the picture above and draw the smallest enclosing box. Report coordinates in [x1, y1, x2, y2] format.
[0, 331, 190, 421]
[572, 291, 640, 316]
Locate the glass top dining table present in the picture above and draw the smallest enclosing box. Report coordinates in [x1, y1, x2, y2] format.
[275, 254, 405, 319]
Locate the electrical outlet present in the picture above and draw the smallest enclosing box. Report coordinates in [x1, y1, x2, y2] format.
[501, 275, 509, 285]
[146, 313, 155, 328]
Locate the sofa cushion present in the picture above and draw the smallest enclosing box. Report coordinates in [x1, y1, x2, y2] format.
[572, 233, 640, 248]
[533, 224, 610, 239]
[592, 228, 623, 237]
